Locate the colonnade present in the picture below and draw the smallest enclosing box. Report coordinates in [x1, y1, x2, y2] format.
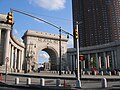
[9, 43, 24, 72]
[0, 25, 25, 72]
[68, 50, 117, 71]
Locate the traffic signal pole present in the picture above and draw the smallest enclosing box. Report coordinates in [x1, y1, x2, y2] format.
[59, 28, 62, 75]
[75, 22, 81, 88]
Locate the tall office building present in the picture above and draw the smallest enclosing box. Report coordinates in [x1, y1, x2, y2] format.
[72, 0, 120, 47]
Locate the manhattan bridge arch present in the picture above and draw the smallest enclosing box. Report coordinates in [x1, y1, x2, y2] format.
[22, 30, 68, 72]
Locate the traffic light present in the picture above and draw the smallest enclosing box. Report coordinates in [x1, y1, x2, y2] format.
[6, 12, 14, 25]
[75, 29, 78, 39]
[79, 55, 85, 61]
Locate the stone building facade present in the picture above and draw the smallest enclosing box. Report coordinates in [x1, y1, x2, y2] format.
[0, 13, 25, 72]
[67, 41, 120, 72]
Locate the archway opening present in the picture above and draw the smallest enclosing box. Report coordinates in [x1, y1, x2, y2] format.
[38, 51, 50, 71]
[38, 47, 58, 72]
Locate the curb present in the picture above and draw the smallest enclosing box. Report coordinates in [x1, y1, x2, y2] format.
[0, 82, 75, 90]
[3, 73, 120, 81]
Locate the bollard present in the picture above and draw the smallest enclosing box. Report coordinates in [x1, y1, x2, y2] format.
[56, 79, 61, 87]
[27, 78, 31, 85]
[117, 71, 120, 76]
[40, 78, 45, 86]
[15, 77, 19, 84]
[76, 80, 81, 88]
[87, 71, 90, 75]
[101, 71, 103, 76]
[82, 71, 85, 75]
[101, 78, 107, 88]
[109, 71, 111, 76]
[94, 71, 96, 75]
[57, 71, 59, 74]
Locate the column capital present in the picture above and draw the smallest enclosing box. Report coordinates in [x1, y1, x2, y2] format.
[0, 23, 11, 31]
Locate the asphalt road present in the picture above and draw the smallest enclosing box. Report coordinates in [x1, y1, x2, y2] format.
[0, 72, 120, 89]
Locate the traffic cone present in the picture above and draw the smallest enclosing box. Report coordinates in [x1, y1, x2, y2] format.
[63, 80, 67, 87]
[0, 73, 2, 81]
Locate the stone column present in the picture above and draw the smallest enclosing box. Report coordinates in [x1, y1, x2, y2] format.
[0, 28, 1, 44]
[17, 50, 21, 72]
[114, 50, 117, 68]
[8, 43, 11, 66]
[83, 60, 85, 69]
[103, 52, 107, 69]
[111, 51, 115, 69]
[14, 48, 17, 71]
[3, 30, 10, 65]
[95, 53, 99, 69]
[20, 49, 24, 71]
[91, 57, 94, 68]
[70, 55, 72, 71]
[98, 56, 102, 69]
[88, 54, 91, 70]
[72, 55, 76, 71]
[107, 55, 110, 68]
[10, 46, 14, 71]
[71, 55, 74, 71]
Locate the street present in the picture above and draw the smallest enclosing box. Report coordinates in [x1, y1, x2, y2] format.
[0, 72, 120, 89]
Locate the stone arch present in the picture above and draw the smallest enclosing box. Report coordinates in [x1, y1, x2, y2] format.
[39, 46, 58, 70]
[22, 30, 68, 72]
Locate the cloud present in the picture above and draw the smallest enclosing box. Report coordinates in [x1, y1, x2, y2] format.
[28, 0, 66, 11]
[13, 29, 18, 35]
[39, 53, 49, 59]
[12, 29, 22, 41]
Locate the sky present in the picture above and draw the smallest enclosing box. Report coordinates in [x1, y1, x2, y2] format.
[0, 0, 73, 64]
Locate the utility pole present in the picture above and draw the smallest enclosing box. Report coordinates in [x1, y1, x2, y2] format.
[59, 28, 62, 75]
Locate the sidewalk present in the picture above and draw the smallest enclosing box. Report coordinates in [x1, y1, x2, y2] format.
[6, 72, 120, 81]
